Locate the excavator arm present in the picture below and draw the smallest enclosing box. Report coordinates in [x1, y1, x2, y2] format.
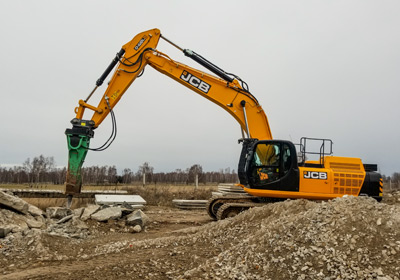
[65, 28, 272, 196]
[146, 51, 272, 138]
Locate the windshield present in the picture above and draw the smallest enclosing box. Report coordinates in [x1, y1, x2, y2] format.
[250, 143, 292, 184]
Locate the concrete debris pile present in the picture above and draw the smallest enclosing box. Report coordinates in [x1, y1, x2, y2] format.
[179, 196, 400, 280]
[84, 203, 150, 233]
[0, 190, 45, 237]
[0, 190, 150, 258]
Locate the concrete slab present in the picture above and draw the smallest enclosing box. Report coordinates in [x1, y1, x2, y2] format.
[0, 189, 128, 199]
[0, 191, 29, 214]
[81, 204, 100, 221]
[95, 195, 146, 206]
[172, 199, 207, 210]
[91, 207, 122, 222]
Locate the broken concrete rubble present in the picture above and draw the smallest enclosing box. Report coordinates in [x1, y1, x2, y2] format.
[0, 227, 11, 238]
[71, 216, 89, 230]
[46, 207, 72, 219]
[0, 191, 152, 252]
[73, 207, 85, 218]
[25, 217, 44, 229]
[0, 190, 44, 218]
[132, 225, 142, 233]
[120, 207, 135, 217]
[1, 208, 31, 233]
[90, 207, 122, 222]
[80, 204, 100, 221]
[0, 191, 29, 214]
[56, 214, 74, 224]
[126, 209, 149, 227]
[27, 204, 44, 217]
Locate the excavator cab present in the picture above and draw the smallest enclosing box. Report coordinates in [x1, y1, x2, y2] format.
[240, 140, 300, 192]
[239, 137, 334, 193]
[238, 138, 382, 201]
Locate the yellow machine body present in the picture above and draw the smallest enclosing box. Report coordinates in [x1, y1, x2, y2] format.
[65, 28, 381, 204]
[244, 156, 372, 199]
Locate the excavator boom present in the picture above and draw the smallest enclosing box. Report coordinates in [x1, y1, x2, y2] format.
[65, 28, 272, 195]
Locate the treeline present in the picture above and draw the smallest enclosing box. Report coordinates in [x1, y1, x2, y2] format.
[3, 155, 398, 189]
[0, 155, 66, 185]
[0, 155, 238, 185]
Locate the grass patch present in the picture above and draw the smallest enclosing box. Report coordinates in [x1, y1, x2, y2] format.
[1, 183, 217, 208]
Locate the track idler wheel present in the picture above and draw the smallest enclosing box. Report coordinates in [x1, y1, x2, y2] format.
[206, 196, 223, 220]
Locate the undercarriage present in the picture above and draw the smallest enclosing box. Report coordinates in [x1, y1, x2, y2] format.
[206, 194, 283, 220]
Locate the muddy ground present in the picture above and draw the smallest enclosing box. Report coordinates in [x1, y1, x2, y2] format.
[1, 191, 400, 280]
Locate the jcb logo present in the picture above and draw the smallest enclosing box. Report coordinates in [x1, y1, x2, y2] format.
[303, 171, 327, 180]
[134, 36, 147, 51]
[180, 71, 211, 93]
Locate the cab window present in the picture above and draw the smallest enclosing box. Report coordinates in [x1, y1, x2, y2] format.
[251, 143, 281, 183]
[282, 144, 291, 173]
[250, 143, 293, 185]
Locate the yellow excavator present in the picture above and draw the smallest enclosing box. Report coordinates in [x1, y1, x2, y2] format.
[65, 28, 382, 219]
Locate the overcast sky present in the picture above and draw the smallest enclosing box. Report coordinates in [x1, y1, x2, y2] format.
[0, 0, 399, 176]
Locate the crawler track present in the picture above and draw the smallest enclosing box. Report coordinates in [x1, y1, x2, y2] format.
[206, 195, 255, 220]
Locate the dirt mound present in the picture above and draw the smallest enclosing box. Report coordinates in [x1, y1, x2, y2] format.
[62, 195, 399, 280]
[179, 196, 400, 279]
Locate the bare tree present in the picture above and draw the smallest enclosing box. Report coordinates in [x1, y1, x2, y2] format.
[122, 168, 133, 184]
[137, 162, 154, 185]
[24, 155, 55, 184]
[107, 165, 118, 184]
[23, 158, 33, 183]
[187, 164, 203, 185]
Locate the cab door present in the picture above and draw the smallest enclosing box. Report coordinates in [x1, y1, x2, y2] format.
[246, 141, 299, 192]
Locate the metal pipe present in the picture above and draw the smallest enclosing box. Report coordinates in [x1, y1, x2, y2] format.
[240, 100, 251, 138]
[84, 86, 98, 103]
[160, 34, 184, 51]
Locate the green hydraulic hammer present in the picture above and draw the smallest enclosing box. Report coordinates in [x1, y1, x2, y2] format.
[65, 119, 95, 205]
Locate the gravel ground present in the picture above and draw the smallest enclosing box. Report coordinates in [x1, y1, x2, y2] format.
[0, 191, 399, 280]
